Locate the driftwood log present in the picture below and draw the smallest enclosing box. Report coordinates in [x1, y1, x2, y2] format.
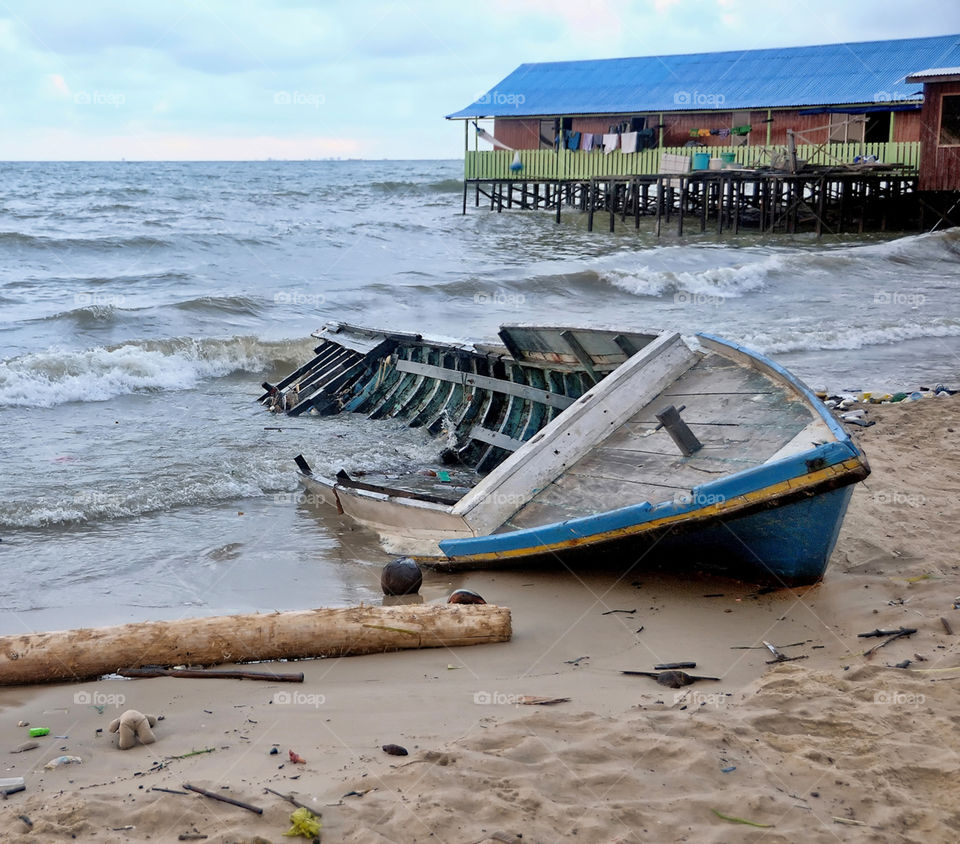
[0, 604, 512, 686]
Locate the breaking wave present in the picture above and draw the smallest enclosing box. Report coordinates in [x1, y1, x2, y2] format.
[0, 335, 314, 408]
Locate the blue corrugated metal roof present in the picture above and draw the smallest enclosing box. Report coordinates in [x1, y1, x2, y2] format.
[446, 35, 960, 118]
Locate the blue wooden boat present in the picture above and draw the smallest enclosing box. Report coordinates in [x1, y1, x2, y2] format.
[263, 322, 869, 585]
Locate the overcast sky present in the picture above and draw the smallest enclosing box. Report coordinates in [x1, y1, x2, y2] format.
[1, 0, 958, 160]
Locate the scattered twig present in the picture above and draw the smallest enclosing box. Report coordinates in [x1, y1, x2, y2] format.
[119, 667, 304, 683]
[151, 786, 188, 795]
[183, 783, 262, 815]
[858, 627, 918, 638]
[731, 641, 808, 650]
[765, 654, 808, 665]
[655, 662, 696, 670]
[711, 808, 773, 828]
[601, 609, 636, 615]
[563, 656, 589, 665]
[166, 748, 216, 760]
[178, 834, 209, 841]
[861, 628, 917, 657]
[941, 617, 954, 636]
[832, 817, 867, 826]
[263, 786, 319, 814]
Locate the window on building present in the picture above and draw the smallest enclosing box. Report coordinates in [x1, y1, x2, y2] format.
[829, 113, 866, 143]
[939, 95, 960, 145]
[864, 111, 891, 143]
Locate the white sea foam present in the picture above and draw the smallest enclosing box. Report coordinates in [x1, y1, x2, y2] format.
[742, 320, 960, 354]
[0, 336, 312, 408]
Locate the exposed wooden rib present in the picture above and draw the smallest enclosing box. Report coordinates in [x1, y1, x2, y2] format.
[469, 425, 524, 452]
[395, 358, 574, 410]
[613, 333, 638, 358]
[560, 330, 599, 384]
[454, 332, 698, 534]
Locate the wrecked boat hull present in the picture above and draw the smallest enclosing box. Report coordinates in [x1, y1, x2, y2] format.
[269, 322, 869, 586]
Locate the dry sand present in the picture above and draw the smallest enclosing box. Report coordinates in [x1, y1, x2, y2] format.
[1, 395, 958, 843]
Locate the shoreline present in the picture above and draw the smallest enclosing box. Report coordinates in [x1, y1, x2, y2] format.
[1, 395, 958, 842]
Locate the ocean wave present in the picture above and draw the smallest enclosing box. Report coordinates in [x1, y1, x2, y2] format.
[368, 178, 462, 195]
[742, 320, 960, 354]
[601, 262, 771, 298]
[0, 231, 173, 251]
[172, 294, 265, 317]
[0, 335, 314, 408]
[0, 460, 294, 529]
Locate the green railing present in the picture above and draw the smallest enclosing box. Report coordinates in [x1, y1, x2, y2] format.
[464, 142, 921, 180]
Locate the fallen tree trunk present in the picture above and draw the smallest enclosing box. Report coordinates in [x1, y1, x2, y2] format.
[0, 604, 512, 686]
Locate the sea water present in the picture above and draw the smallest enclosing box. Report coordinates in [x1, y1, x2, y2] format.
[1, 160, 957, 632]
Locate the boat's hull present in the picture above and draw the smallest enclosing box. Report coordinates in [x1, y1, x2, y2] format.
[428, 472, 860, 586]
[279, 322, 871, 585]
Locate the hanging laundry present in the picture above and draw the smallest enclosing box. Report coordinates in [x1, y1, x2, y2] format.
[697, 128, 711, 137]
[602, 133, 619, 154]
[593, 133, 604, 148]
[731, 125, 752, 135]
[690, 128, 700, 138]
[581, 132, 595, 151]
[718, 128, 731, 138]
[566, 131, 582, 151]
[709, 129, 720, 135]
[620, 131, 639, 153]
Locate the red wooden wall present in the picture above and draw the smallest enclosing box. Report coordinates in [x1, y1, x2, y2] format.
[916, 81, 960, 191]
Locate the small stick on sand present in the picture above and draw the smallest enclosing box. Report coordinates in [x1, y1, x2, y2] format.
[263, 786, 320, 814]
[941, 617, 953, 635]
[862, 628, 917, 657]
[183, 783, 263, 814]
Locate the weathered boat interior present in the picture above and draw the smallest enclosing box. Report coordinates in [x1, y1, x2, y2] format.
[261, 323, 847, 563]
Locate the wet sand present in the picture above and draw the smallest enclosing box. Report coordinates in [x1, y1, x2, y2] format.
[1, 395, 958, 842]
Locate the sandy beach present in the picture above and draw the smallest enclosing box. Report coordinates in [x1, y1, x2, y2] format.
[2, 394, 958, 843]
